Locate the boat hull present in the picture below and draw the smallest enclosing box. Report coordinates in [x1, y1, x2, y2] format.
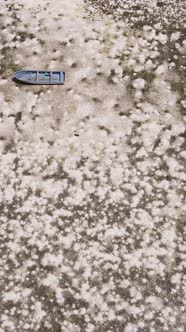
[13, 70, 65, 85]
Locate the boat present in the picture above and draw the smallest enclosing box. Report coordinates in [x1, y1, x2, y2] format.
[12, 70, 65, 85]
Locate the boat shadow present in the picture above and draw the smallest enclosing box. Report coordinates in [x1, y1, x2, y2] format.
[12, 77, 64, 85]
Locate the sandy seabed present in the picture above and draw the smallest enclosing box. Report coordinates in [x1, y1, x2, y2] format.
[0, 0, 186, 331]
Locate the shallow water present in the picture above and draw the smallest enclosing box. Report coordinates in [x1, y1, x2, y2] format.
[0, 1, 185, 331]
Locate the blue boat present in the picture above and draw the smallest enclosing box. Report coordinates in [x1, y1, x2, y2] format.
[13, 70, 65, 85]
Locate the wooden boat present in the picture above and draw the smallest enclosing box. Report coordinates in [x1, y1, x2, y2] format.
[13, 70, 65, 85]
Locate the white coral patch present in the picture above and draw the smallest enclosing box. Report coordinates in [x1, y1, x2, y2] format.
[132, 78, 145, 89]
[42, 274, 59, 289]
[3, 291, 20, 303]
